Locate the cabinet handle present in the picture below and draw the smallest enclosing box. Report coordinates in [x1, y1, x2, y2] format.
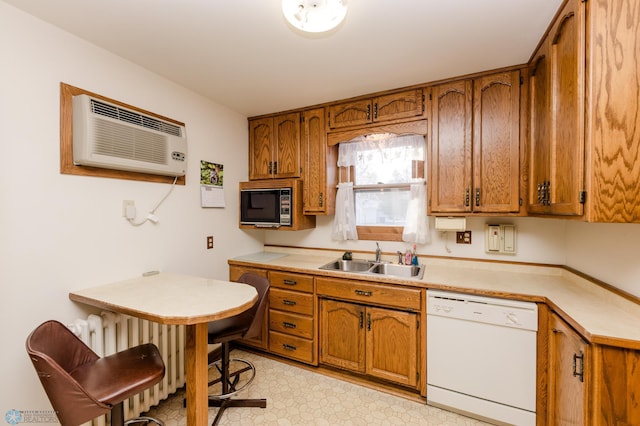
[282, 321, 296, 329]
[367, 313, 371, 331]
[465, 188, 470, 207]
[273, 161, 278, 175]
[319, 192, 324, 207]
[282, 343, 297, 351]
[544, 181, 551, 206]
[537, 183, 543, 204]
[573, 351, 584, 382]
[283, 299, 297, 306]
[359, 311, 364, 329]
[475, 188, 481, 207]
[373, 103, 378, 120]
[366, 104, 371, 120]
[283, 279, 297, 286]
[355, 289, 372, 297]
[268, 161, 272, 175]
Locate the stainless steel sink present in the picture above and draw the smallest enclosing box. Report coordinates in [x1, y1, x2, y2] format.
[319, 259, 376, 272]
[369, 262, 425, 279]
[318, 258, 424, 280]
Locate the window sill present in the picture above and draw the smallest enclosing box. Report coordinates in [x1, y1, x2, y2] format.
[356, 226, 403, 242]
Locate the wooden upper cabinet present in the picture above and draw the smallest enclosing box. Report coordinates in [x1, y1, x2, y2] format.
[249, 112, 301, 180]
[302, 108, 337, 215]
[430, 70, 521, 214]
[249, 117, 273, 180]
[327, 88, 425, 129]
[472, 71, 521, 213]
[528, 0, 585, 216]
[586, 0, 640, 222]
[528, 41, 552, 214]
[430, 80, 473, 213]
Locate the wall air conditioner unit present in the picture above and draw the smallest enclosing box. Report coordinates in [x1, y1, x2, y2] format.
[72, 94, 187, 177]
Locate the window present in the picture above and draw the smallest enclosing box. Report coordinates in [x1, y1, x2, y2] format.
[337, 134, 425, 241]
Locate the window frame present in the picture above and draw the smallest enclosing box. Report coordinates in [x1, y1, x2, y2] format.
[339, 154, 425, 242]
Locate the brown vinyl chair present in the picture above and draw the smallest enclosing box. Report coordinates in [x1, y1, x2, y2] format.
[206, 272, 270, 425]
[26, 320, 166, 426]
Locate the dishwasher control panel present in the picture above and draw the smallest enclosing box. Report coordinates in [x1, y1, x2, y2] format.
[426, 290, 538, 331]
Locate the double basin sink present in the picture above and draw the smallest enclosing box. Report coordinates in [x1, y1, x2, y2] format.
[319, 258, 425, 280]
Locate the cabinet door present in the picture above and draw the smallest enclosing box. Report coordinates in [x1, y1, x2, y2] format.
[303, 108, 337, 215]
[472, 70, 521, 213]
[548, 313, 588, 425]
[528, 39, 552, 214]
[549, 0, 585, 215]
[373, 89, 424, 123]
[273, 112, 301, 178]
[429, 80, 473, 213]
[327, 99, 372, 129]
[366, 306, 418, 387]
[248, 117, 273, 180]
[229, 266, 269, 350]
[319, 299, 365, 372]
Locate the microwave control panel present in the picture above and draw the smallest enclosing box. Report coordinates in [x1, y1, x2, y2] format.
[280, 189, 291, 225]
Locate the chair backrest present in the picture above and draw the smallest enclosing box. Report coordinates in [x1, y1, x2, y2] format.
[237, 272, 270, 340]
[26, 320, 110, 426]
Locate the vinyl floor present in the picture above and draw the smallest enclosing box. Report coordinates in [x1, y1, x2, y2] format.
[144, 349, 492, 426]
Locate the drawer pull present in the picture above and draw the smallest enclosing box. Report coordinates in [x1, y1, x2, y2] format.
[355, 289, 373, 297]
[283, 321, 297, 329]
[283, 279, 297, 286]
[283, 343, 297, 351]
[283, 299, 297, 306]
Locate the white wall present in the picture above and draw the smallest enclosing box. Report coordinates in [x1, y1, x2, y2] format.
[565, 221, 640, 297]
[0, 2, 262, 417]
[267, 216, 640, 297]
[266, 216, 568, 265]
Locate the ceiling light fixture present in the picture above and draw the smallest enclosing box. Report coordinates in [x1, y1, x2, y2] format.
[282, 0, 348, 33]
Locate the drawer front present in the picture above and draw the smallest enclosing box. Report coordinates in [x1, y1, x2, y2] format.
[269, 271, 314, 293]
[269, 288, 314, 315]
[269, 309, 313, 339]
[316, 277, 421, 311]
[269, 331, 314, 364]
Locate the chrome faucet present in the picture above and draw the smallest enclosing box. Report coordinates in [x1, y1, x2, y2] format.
[396, 251, 404, 265]
[375, 242, 382, 262]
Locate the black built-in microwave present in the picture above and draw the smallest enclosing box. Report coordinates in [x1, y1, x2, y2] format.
[240, 187, 292, 227]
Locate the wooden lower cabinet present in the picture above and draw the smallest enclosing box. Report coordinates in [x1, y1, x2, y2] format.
[319, 298, 419, 388]
[548, 312, 589, 425]
[548, 312, 640, 425]
[267, 271, 317, 365]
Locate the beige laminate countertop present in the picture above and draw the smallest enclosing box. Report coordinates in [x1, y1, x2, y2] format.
[229, 248, 640, 350]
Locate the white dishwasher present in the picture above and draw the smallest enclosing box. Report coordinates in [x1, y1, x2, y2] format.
[426, 290, 538, 426]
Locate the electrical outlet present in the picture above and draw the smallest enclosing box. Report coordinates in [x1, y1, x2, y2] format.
[456, 231, 472, 244]
[206, 236, 214, 249]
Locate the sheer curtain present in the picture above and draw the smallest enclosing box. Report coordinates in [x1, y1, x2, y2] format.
[331, 182, 358, 240]
[331, 133, 429, 242]
[402, 179, 430, 244]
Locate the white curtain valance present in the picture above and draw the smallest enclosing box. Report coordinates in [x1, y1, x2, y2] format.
[337, 134, 425, 167]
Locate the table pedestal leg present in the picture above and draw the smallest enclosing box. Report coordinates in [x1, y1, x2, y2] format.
[185, 323, 209, 425]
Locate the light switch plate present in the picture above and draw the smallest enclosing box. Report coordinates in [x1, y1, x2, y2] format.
[485, 224, 516, 254]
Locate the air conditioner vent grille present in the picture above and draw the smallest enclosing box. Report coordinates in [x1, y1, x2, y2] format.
[90, 99, 182, 137]
[94, 118, 167, 165]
